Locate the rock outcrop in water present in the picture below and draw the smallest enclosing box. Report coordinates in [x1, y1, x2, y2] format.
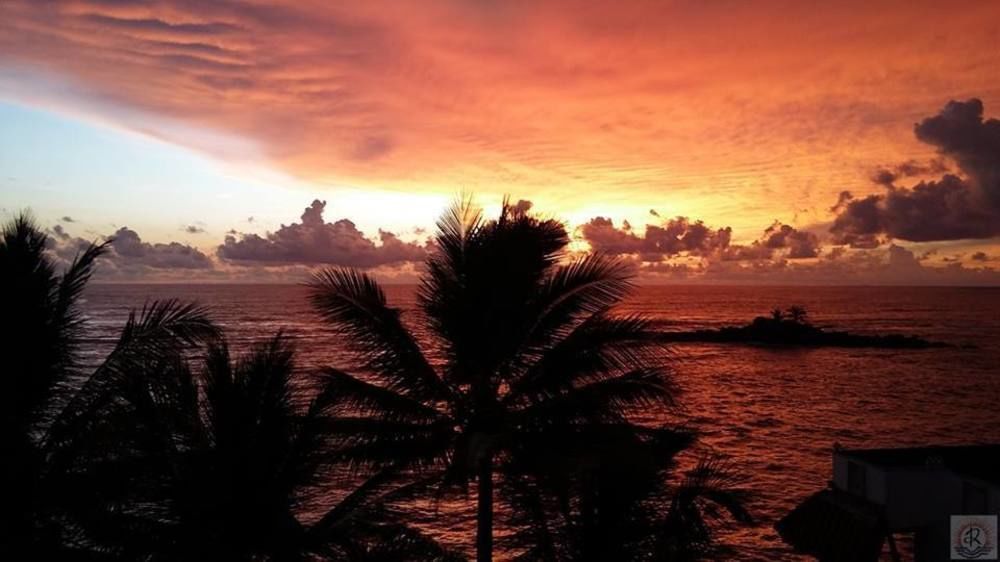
[654, 307, 946, 349]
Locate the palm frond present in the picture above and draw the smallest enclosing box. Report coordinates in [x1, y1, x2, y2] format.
[325, 417, 454, 471]
[357, 520, 467, 562]
[0, 213, 54, 282]
[236, 334, 296, 430]
[434, 195, 483, 259]
[523, 253, 635, 346]
[506, 314, 671, 407]
[1, 214, 86, 430]
[317, 368, 446, 423]
[308, 268, 451, 404]
[515, 368, 675, 426]
[43, 300, 218, 455]
[419, 197, 570, 385]
[309, 468, 402, 537]
[118, 299, 219, 353]
[54, 240, 110, 342]
[499, 473, 562, 562]
[659, 455, 754, 560]
[671, 456, 754, 525]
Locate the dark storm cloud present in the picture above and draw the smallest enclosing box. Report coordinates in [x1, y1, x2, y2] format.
[915, 99, 1000, 204]
[831, 174, 999, 245]
[217, 200, 426, 267]
[580, 215, 732, 260]
[831, 99, 1000, 245]
[871, 159, 949, 187]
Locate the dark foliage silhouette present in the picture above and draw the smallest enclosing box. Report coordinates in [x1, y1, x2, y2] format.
[308, 198, 747, 560]
[3, 207, 749, 561]
[0, 214, 217, 559]
[502, 430, 752, 562]
[101, 334, 461, 562]
[658, 306, 940, 348]
[1, 214, 454, 562]
[785, 306, 808, 325]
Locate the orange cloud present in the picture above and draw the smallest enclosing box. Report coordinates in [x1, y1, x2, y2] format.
[3, 0, 1000, 239]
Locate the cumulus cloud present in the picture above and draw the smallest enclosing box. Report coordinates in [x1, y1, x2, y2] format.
[108, 227, 213, 269]
[916, 99, 1000, 202]
[46, 223, 213, 278]
[581, 214, 822, 263]
[51, 224, 71, 240]
[722, 222, 820, 261]
[217, 199, 426, 267]
[185, 225, 206, 234]
[871, 159, 948, 187]
[831, 99, 1000, 246]
[580, 215, 732, 261]
[971, 251, 994, 262]
[664, 243, 1000, 286]
[61, 215, 75, 223]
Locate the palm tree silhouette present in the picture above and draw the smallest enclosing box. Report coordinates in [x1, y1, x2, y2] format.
[785, 306, 808, 324]
[0, 214, 217, 559]
[104, 334, 461, 562]
[657, 457, 754, 560]
[308, 198, 679, 561]
[502, 427, 751, 562]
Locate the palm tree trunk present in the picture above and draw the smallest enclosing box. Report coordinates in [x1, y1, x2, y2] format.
[476, 453, 494, 562]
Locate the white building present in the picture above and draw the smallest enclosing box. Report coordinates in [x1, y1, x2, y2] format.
[778, 444, 1000, 562]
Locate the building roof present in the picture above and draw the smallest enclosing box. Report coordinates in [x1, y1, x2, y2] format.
[837, 444, 1000, 486]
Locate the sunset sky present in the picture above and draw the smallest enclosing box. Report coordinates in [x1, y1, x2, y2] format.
[2, 0, 999, 283]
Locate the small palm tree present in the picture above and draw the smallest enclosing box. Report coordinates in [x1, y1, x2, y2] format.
[0, 214, 217, 559]
[770, 308, 784, 322]
[503, 431, 751, 562]
[785, 306, 808, 324]
[657, 457, 754, 560]
[308, 198, 679, 561]
[106, 334, 460, 562]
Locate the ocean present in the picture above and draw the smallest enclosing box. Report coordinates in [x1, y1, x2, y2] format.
[79, 284, 1000, 561]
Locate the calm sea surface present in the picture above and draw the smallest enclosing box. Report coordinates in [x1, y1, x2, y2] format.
[80, 284, 1000, 561]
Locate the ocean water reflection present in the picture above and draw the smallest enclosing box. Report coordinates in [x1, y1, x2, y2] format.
[80, 284, 1000, 561]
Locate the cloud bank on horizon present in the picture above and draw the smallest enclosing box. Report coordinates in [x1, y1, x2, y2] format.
[44, 176, 1000, 286]
[217, 200, 426, 267]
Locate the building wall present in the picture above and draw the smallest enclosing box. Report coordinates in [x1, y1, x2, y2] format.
[833, 453, 1000, 562]
[832, 454, 887, 504]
